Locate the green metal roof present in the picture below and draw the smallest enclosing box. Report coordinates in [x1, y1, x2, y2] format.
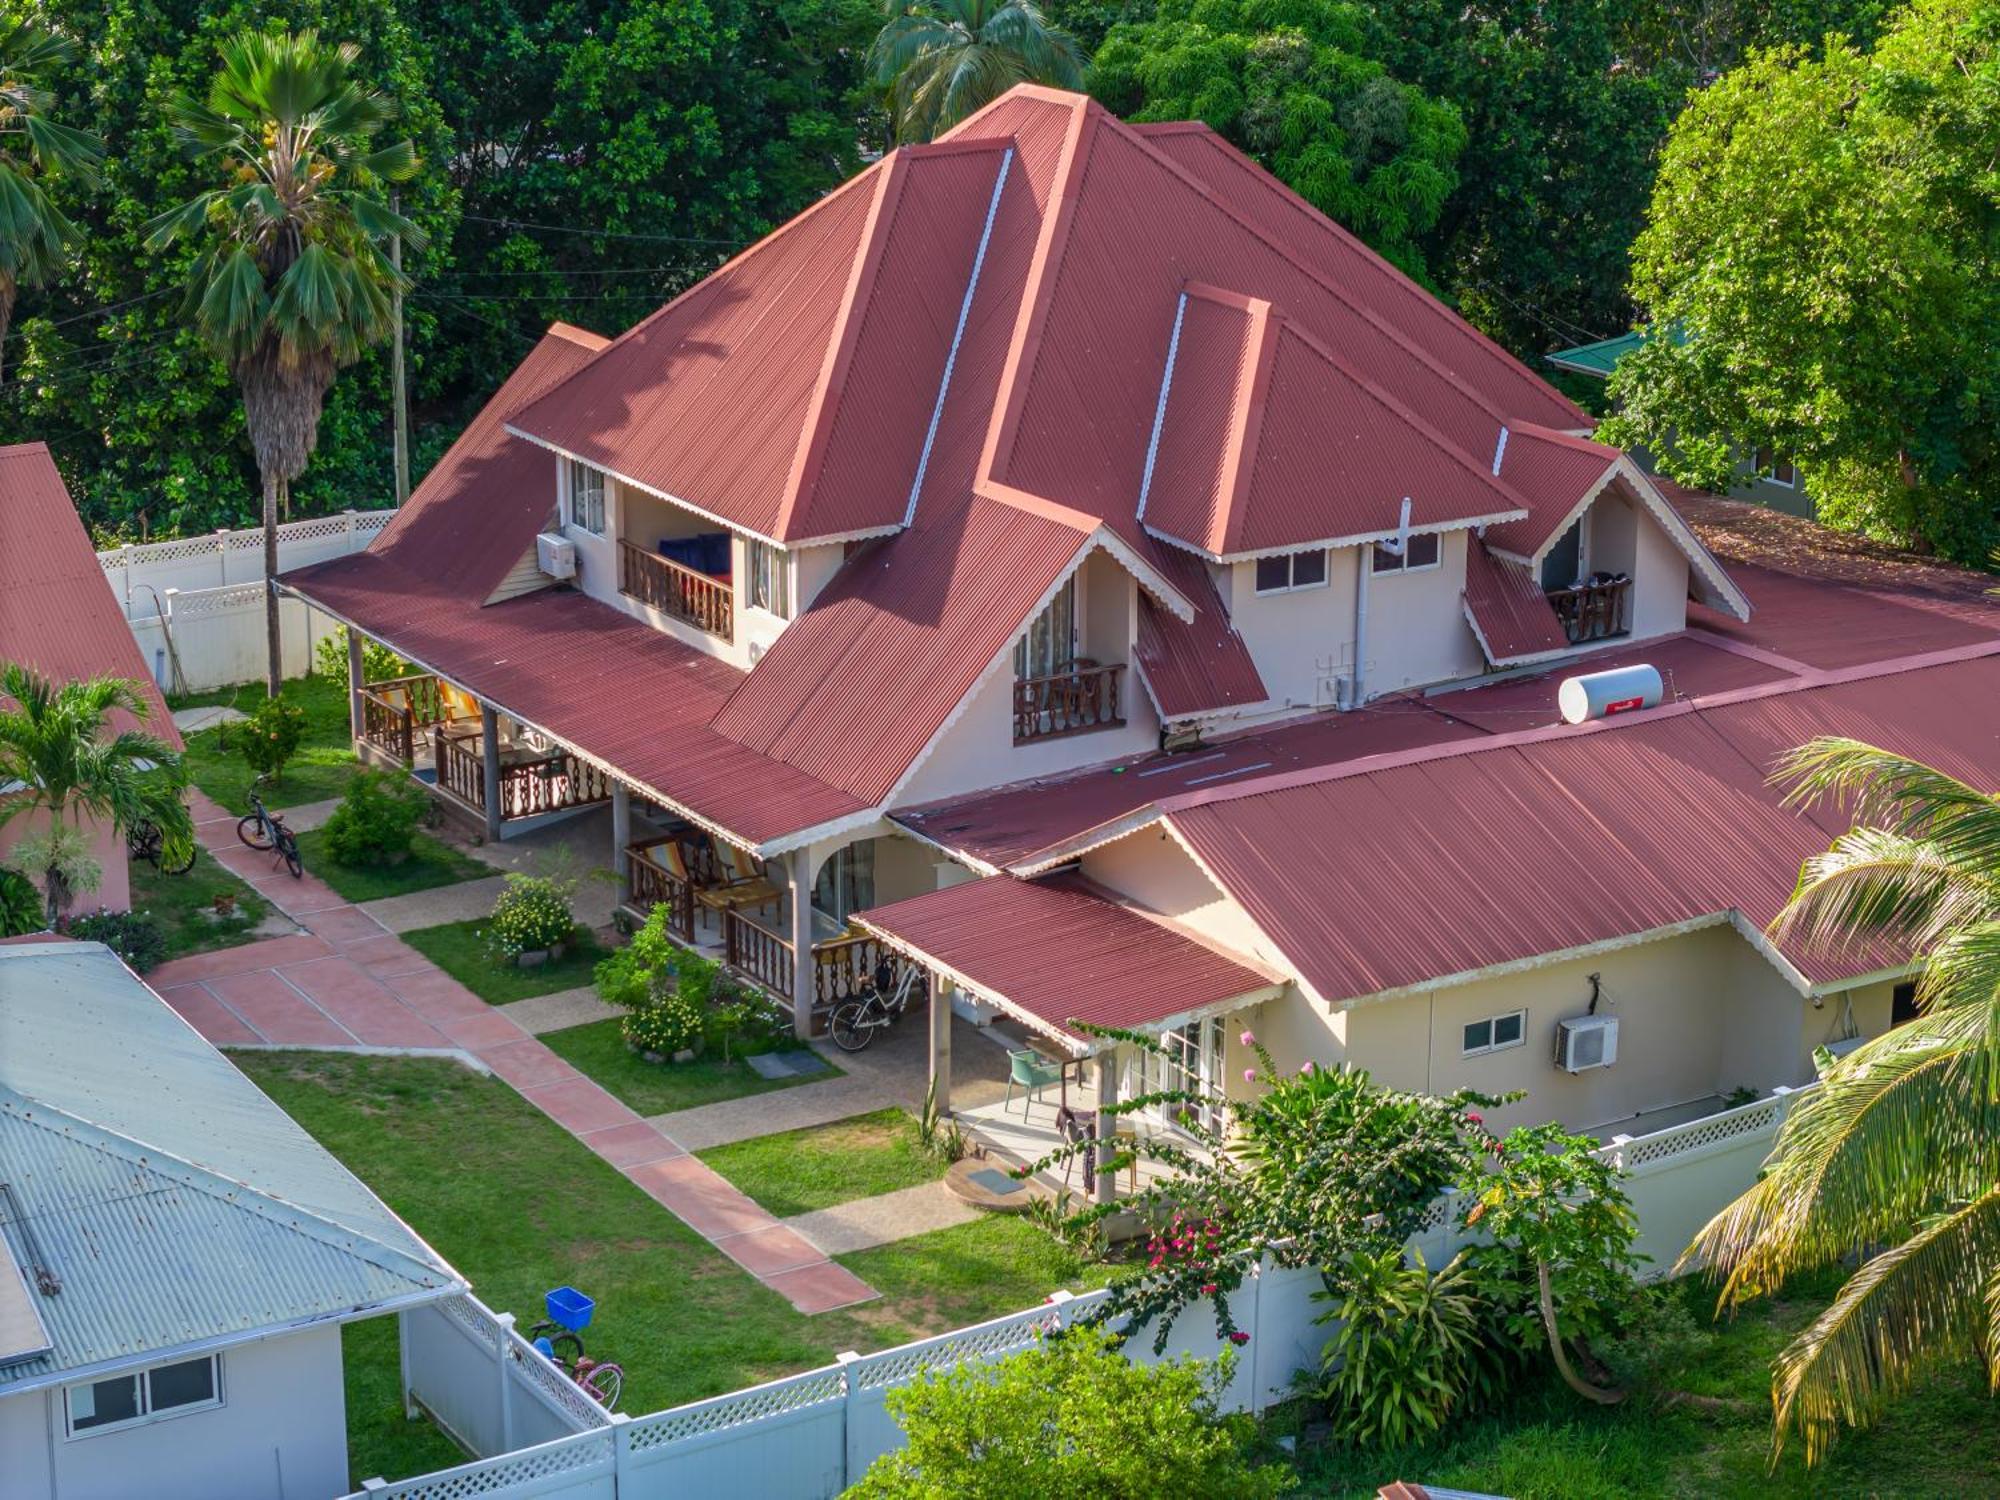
[1545, 330, 1644, 378]
[0, 941, 464, 1393]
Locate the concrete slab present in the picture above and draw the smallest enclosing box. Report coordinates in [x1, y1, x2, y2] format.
[156, 981, 261, 1047]
[784, 1182, 982, 1257]
[760, 1260, 878, 1314]
[521, 1076, 642, 1136]
[625, 1156, 775, 1240]
[577, 1121, 685, 1169]
[207, 968, 354, 1047]
[150, 933, 334, 987]
[475, 1038, 584, 1092]
[715, 1224, 825, 1277]
[646, 1074, 898, 1153]
[499, 987, 626, 1036]
[359, 876, 511, 934]
[172, 705, 246, 734]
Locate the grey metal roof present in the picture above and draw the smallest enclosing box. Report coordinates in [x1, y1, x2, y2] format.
[0, 942, 464, 1392]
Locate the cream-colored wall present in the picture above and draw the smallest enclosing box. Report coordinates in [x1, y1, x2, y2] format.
[1081, 825, 1292, 973]
[0, 805, 129, 920]
[1578, 484, 1689, 643]
[1359, 531, 1486, 695]
[1222, 546, 1355, 713]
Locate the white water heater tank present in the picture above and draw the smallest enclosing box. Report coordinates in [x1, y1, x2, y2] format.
[1558, 663, 1663, 724]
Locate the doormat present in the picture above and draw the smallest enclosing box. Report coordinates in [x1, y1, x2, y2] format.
[747, 1050, 831, 1080]
[965, 1167, 1025, 1196]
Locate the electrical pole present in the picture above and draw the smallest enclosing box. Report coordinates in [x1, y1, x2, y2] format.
[391, 192, 410, 505]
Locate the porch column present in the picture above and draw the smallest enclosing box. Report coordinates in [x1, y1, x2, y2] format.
[480, 709, 503, 843]
[788, 847, 815, 1040]
[346, 629, 364, 747]
[1095, 1048, 1120, 1207]
[610, 782, 631, 904]
[927, 975, 953, 1118]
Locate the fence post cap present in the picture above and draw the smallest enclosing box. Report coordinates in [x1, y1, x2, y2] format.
[495, 1310, 516, 1330]
[608, 1411, 632, 1425]
[360, 1480, 389, 1493]
[1609, 1133, 1633, 1145]
[1772, 1085, 1794, 1098]
[1047, 1289, 1075, 1306]
[835, 1350, 863, 1365]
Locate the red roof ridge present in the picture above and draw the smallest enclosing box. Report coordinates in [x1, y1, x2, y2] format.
[0, 439, 53, 459]
[1505, 419, 1618, 457]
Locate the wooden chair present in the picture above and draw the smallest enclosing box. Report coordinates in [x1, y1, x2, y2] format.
[694, 840, 784, 918]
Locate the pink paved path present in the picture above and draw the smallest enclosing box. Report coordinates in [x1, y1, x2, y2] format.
[153, 790, 877, 1316]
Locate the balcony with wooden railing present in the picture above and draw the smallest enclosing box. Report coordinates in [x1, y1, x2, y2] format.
[1013, 661, 1125, 745]
[1547, 576, 1632, 645]
[718, 910, 902, 1034]
[359, 672, 452, 766]
[618, 537, 733, 641]
[429, 724, 612, 824]
[626, 836, 698, 941]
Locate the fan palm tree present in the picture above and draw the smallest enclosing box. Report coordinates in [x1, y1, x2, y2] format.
[0, 665, 191, 928]
[0, 19, 103, 379]
[868, 0, 1085, 144]
[1687, 736, 2000, 1466]
[145, 28, 423, 696]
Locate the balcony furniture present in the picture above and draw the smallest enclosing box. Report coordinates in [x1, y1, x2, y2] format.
[695, 840, 784, 919]
[359, 672, 461, 766]
[626, 836, 699, 939]
[1005, 1048, 1063, 1118]
[1546, 573, 1631, 645]
[1012, 660, 1126, 744]
[618, 537, 734, 640]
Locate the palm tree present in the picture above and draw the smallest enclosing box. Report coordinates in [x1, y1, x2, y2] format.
[145, 28, 423, 696]
[0, 665, 191, 928]
[0, 19, 103, 379]
[1687, 737, 2000, 1466]
[868, 0, 1085, 144]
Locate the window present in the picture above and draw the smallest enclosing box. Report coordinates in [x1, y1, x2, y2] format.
[1371, 531, 1442, 575]
[1146, 1016, 1225, 1133]
[67, 1355, 220, 1438]
[565, 459, 606, 535]
[1462, 1009, 1526, 1057]
[1753, 447, 1796, 488]
[746, 539, 789, 618]
[813, 840, 875, 922]
[1013, 577, 1076, 680]
[1253, 549, 1329, 594]
[1892, 981, 1920, 1027]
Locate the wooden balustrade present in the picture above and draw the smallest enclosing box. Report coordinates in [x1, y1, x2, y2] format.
[497, 752, 611, 820]
[360, 689, 414, 765]
[626, 838, 696, 941]
[813, 934, 893, 1009]
[1013, 662, 1125, 744]
[373, 672, 450, 727]
[723, 909, 794, 1003]
[433, 727, 485, 809]
[1547, 576, 1632, 645]
[618, 538, 734, 640]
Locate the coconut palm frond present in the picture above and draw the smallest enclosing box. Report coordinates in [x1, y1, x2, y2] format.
[870, 0, 1085, 141]
[1771, 1185, 2000, 1466]
[1777, 738, 2000, 865]
[1773, 824, 2000, 960]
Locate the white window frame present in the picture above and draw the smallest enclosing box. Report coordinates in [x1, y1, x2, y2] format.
[1252, 549, 1329, 595]
[65, 1354, 223, 1439]
[1146, 1015, 1226, 1135]
[564, 459, 607, 536]
[1371, 531, 1442, 576]
[1461, 1009, 1527, 1058]
[745, 538, 790, 619]
[1752, 447, 1797, 489]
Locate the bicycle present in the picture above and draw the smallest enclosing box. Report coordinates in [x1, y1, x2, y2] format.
[237, 783, 303, 879]
[828, 957, 928, 1053]
[526, 1288, 623, 1409]
[127, 818, 197, 875]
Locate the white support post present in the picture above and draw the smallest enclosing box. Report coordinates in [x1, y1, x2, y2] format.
[611, 782, 632, 905]
[215, 527, 229, 587]
[836, 1350, 864, 1490]
[481, 709, 504, 843]
[397, 1307, 417, 1420]
[610, 1411, 634, 1485]
[1047, 1287, 1075, 1330]
[494, 1311, 517, 1452]
[1095, 1047, 1120, 1207]
[789, 847, 816, 1040]
[928, 973, 953, 1117]
[1607, 1134, 1633, 1173]
[347, 629, 365, 748]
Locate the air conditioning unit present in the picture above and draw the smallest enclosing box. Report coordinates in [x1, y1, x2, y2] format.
[536, 531, 577, 581]
[1555, 1015, 1619, 1073]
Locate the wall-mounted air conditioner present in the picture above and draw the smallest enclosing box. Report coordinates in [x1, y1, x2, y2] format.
[536, 531, 577, 581]
[1555, 1014, 1618, 1073]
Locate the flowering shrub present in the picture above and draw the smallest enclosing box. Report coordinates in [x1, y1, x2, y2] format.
[67, 907, 168, 972]
[239, 695, 306, 782]
[623, 985, 705, 1056]
[482, 874, 575, 961]
[321, 770, 427, 867]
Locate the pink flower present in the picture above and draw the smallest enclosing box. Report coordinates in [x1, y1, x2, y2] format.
[1239, 1029, 1256, 1047]
[1463, 1110, 1484, 1126]
[1229, 1331, 1250, 1346]
[1242, 1067, 1256, 1084]
[1200, 1282, 1218, 1295]
[1299, 1061, 1315, 1075]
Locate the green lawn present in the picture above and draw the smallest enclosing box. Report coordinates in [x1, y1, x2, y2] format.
[342, 1319, 469, 1486]
[401, 918, 607, 1004]
[176, 674, 360, 814]
[294, 827, 491, 904]
[233, 1052, 1109, 1483]
[698, 1108, 946, 1217]
[540, 1017, 840, 1116]
[1287, 1269, 2000, 1499]
[129, 853, 272, 964]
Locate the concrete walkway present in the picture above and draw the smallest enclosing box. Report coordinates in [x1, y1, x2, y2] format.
[160, 789, 877, 1316]
[782, 1182, 982, 1256]
[499, 987, 625, 1036]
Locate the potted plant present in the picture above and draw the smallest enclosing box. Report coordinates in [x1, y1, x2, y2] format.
[483, 874, 577, 968]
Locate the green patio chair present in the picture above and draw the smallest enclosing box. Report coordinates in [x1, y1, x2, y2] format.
[1005, 1048, 1062, 1118]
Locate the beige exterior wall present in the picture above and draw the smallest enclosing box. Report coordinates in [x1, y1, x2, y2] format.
[0, 805, 130, 921]
[1081, 825, 1293, 974]
[1581, 483, 1690, 642]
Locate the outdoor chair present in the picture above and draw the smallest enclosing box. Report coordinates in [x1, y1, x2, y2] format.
[694, 840, 784, 919]
[1005, 1048, 1062, 1118]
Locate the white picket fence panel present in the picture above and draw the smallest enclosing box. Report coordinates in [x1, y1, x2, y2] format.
[357, 1078, 1815, 1500]
[100, 508, 392, 611]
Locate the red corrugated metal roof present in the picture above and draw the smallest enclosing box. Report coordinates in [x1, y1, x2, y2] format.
[854, 871, 1278, 1045]
[364, 324, 606, 605]
[0, 444, 178, 748]
[1134, 546, 1267, 719]
[1483, 424, 1619, 559]
[1462, 540, 1570, 664]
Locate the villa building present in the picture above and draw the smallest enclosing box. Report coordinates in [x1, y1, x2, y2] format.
[282, 86, 2000, 1192]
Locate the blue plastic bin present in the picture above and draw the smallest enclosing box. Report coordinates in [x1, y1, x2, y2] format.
[544, 1286, 594, 1332]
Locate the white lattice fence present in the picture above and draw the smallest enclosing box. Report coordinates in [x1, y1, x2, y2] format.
[100, 508, 392, 609]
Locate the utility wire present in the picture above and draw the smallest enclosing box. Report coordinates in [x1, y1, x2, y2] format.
[459, 212, 749, 249]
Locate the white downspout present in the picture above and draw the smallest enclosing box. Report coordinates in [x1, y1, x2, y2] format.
[1349, 544, 1370, 710]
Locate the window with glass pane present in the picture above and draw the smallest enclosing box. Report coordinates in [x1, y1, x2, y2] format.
[68, 1374, 141, 1432]
[1463, 1009, 1526, 1057]
[1154, 1017, 1223, 1132]
[747, 539, 789, 617]
[1373, 532, 1441, 574]
[1013, 578, 1075, 680]
[65, 1355, 220, 1437]
[566, 459, 606, 535]
[148, 1357, 217, 1412]
[812, 840, 875, 922]
[1254, 550, 1327, 594]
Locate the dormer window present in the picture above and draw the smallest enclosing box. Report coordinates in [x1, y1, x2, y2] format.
[1253, 549, 1328, 594]
[565, 459, 606, 536]
[1371, 533, 1440, 575]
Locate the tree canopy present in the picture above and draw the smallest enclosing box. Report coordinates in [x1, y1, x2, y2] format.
[1601, 0, 1999, 562]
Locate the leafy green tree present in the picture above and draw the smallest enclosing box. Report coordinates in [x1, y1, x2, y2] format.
[0, 18, 100, 379]
[1089, 0, 1465, 275]
[146, 27, 424, 694]
[847, 1332, 1291, 1498]
[1690, 737, 2000, 1464]
[870, 0, 1085, 143]
[0, 664, 190, 926]
[1601, 0, 1999, 562]
[1611, 0, 1890, 80]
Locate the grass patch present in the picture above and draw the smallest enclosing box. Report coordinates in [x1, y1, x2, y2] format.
[1287, 1269, 2000, 1499]
[401, 918, 606, 1004]
[294, 827, 491, 904]
[129, 854, 272, 963]
[341, 1319, 467, 1485]
[540, 1017, 840, 1116]
[698, 1107, 945, 1217]
[231, 1052, 1110, 1450]
[179, 674, 359, 814]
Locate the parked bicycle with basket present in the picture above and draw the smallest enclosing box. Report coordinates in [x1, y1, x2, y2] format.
[829, 956, 929, 1053]
[525, 1286, 623, 1410]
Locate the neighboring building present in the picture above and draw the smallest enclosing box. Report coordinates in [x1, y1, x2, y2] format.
[0, 443, 182, 917]
[0, 940, 466, 1500]
[1546, 330, 1813, 518]
[280, 86, 1994, 1179]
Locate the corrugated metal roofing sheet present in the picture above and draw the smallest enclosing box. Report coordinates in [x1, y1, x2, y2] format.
[1484, 424, 1621, 558]
[0, 942, 460, 1389]
[0, 444, 178, 746]
[1133, 546, 1267, 718]
[854, 872, 1277, 1046]
[1462, 540, 1570, 664]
